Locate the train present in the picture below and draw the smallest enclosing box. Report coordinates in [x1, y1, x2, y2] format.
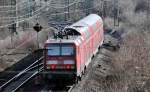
[42, 14, 104, 83]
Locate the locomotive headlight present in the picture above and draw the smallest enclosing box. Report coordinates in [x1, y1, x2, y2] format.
[64, 60, 75, 69]
[63, 60, 75, 64]
[46, 60, 75, 69]
[46, 60, 58, 64]
[46, 66, 50, 69]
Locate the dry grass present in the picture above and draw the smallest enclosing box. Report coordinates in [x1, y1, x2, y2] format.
[111, 31, 150, 92]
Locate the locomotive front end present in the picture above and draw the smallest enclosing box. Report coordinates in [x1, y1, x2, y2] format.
[43, 42, 77, 83]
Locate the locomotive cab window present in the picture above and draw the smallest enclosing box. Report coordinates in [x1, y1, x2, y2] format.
[47, 44, 75, 56]
[61, 46, 74, 55]
[47, 45, 60, 56]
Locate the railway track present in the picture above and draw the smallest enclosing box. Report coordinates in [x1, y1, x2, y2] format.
[0, 57, 44, 92]
[67, 84, 75, 92]
[0, 50, 43, 86]
[40, 84, 75, 92]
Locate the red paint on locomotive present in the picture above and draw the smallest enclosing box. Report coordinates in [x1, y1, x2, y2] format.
[43, 14, 104, 83]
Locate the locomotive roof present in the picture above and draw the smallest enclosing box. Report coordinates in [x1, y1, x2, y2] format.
[71, 14, 102, 28]
[45, 36, 83, 46]
[67, 14, 103, 39]
[45, 14, 103, 46]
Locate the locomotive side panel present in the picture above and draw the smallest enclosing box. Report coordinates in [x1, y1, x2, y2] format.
[76, 45, 81, 76]
[70, 14, 104, 78]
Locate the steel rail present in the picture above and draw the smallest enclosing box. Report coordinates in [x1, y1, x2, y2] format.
[68, 84, 75, 92]
[12, 67, 43, 92]
[25, 63, 43, 72]
[0, 56, 43, 91]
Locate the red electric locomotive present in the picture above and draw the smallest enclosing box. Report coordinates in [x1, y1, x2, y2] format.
[43, 14, 104, 83]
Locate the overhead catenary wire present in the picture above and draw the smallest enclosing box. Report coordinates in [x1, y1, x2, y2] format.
[0, 0, 28, 8]
[0, 2, 35, 13]
[0, 0, 97, 30]
[0, 0, 81, 16]
[6, 0, 52, 19]
[2, 2, 98, 55]
[0, 0, 53, 28]
[17, 0, 81, 18]
[0, 0, 39, 13]
[0, 0, 82, 28]
[50, 5, 100, 16]
[0, 3, 94, 29]
[0, 0, 83, 52]
[51, 0, 83, 9]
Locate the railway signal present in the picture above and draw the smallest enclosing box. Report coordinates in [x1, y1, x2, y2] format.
[33, 23, 43, 33]
[33, 23, 43, 49]
[33, 23, 43, 76]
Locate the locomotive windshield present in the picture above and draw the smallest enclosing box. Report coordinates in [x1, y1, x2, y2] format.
[47, 44, 74, 56]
